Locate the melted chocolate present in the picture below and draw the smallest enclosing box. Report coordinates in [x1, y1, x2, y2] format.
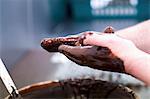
[12, 78, 138, 99]
[41, 37, 79, 52]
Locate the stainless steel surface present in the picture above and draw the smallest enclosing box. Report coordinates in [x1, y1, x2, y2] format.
[0, 59, 19, 98]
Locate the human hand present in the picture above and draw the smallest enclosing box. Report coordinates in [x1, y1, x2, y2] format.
[57, 31, 132, 73]
[41, 28, 150, 84]
[58, 32, 141, 74]
[82, 33, 150, 85]
[41, 23, 150, 85]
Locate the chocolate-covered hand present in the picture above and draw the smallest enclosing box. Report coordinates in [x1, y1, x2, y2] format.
[41, 26, 125, 73]
[58, 27, 125, 73]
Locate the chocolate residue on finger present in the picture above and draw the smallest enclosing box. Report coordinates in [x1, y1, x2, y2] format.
[104, 26, 115, 33]
[41, 37, 79, 52]
[75, 32, 94, 46]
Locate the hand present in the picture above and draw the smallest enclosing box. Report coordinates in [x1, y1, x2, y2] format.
[58, 32, 138, 73]
[82, 33, 141, 72]
[59, 32, 150, 85]
[41, 21, 150, 85]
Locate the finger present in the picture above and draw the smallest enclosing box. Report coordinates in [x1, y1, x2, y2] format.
[65, 31, 95, 38]
[58, 45, 94, 56]
[58, 45, 92, 66]
[83, 33, 123, 48]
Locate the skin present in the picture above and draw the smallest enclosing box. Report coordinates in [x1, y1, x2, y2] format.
[59, 20, 150, 85]
[83, 33, 150, 85]
[116, 20, 150, 54]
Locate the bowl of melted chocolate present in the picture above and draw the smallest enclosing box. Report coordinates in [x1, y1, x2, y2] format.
[7, 78, 138, 99]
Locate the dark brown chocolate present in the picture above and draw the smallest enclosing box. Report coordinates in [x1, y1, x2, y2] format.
[17, 78, 138, 99]
[59, 78, 138, 99]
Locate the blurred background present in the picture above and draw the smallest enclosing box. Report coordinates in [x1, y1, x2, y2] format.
[0, 0, 150, 98]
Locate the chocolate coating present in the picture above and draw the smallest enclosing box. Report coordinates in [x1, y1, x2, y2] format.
[41, 37, 79, 52]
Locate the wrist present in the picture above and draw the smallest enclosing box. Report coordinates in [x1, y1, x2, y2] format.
[123, 47, 149, 74]
[124, 50, 150, 85]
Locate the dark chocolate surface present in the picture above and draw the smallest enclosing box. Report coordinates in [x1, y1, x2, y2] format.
[20, 79, 138, 99]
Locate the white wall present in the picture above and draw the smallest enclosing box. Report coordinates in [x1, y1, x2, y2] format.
[0, 0, 51, 69]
